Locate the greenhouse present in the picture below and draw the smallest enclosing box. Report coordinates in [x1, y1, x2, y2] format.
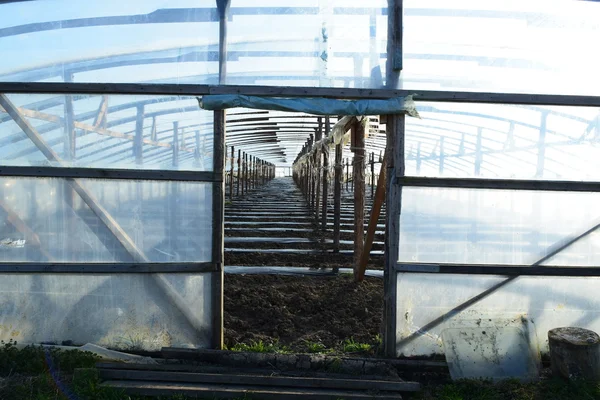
[1, 0, 600, 394]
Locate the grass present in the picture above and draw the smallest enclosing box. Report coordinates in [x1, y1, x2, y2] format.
[228, 340, 291, 354]
[341, 338, 373, 353]
[5, 338, 599, 400]
[415, 378, 600, 400]
[305, 341, 329, 353]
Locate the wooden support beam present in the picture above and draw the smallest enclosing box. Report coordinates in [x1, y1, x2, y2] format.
[134, 104, 144, 165]
[384, 0, 403, 358]
[333, 142, 342, 254]
[242, 152, 246, 196]
[439, 136, 445, 175]
[151, 116, 158, 142]
[352, 120, 366, 278]
[416, 142, 421, 174]
[475, 127, 482, 176]
[194, 130, 201, 166]
[172, 121, 179, 168]
[358, 149, 388, 281]
[236, 149, 241, 196]
[346, 158, 349, 191]
[229, 146, 234, 199]
[536, 112, 548, 178]
[314, 120, 322, 220]
[212, 109, 226, 350]
[370, 152, 375, 198]
[321, 116, 330, 230]
[93, 95, 109, 128]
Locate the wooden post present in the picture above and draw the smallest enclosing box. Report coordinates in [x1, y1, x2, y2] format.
[172, 121, 179, 168]
[242, 152, 246, 196]
[63, 73, 76, 161]
[314, 120, 323, 220]
[321, 116, 330, 230]
[194, 129, 201, 167]
[549, 327, 600, 381]
[371, 152, 375, 198]
[229, 146, 234, 199]
[384, 0, 403, 358]
[133, 105, 144, 165]
[352, 120, 366, 278]
[307, 135, 313, 202]
[346, 158, 350, 191]
[416, 142, 421, 174]
[536, 112, 548, 178]
[237, 149, 241, 196]
[333, 142, 343, 253]
[358, 149, 388, 281]
[439, 136, 445, 175]
[475, 127, 482, 176]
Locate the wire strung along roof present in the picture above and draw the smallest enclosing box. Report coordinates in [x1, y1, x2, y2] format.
[1, 0, 600, 171]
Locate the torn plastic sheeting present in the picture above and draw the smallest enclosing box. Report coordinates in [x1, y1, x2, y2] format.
[199, 95, 419, 116]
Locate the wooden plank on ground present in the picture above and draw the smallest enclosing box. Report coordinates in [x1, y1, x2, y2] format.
[102, 380, 404, 400]
[97, 369, 420, 392]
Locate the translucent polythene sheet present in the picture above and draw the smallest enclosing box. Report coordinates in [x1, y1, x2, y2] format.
[0, 0, 388, 88]
[0, 273, 212, 350]
[0, 94, 214, 171]
[402, 0, 600, 95]
[399, 187, 599, 265]
[395, 273, 600, 357]
[405, 102, 600, 181]
[0, 177, 212, 262]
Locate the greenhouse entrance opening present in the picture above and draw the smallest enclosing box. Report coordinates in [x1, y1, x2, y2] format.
[221, 109, 388, 349]
[223, 110, 386, 274]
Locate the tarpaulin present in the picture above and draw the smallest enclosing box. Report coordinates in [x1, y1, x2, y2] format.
[198, 94, 420, 117]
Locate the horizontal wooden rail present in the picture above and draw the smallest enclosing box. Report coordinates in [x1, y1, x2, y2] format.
[1, 82, 600, 107]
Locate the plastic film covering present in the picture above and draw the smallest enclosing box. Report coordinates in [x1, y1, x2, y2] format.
[0, 0, 388, 88]
[0, 273, 212, 350]
[200, 95, 419, 116]
[399, 187, 600, 266]
[395, 273, 600, 357]
[403, 0, 600, 95]
[405, 102, 600, 181]
[0, 94, 214, 171]
[0, 177, 212, 262]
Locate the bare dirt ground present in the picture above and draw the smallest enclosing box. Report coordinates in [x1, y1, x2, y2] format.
[223, 274, 384, 353]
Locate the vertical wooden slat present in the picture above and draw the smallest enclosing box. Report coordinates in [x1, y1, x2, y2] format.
[333, 142, 343, 253]
[229, 146, 234, 199]
[346, 158, 350, 191]
[172, 121, 179, 168]
[475, 127, 482, 176]
[314, 120, 322, 221]
[237, 149, 241, 196]
[384, 0, 403, 358]
[212, 110, 225, 350]
[211, 0, 230, 351]
[352, 120, 365, 278]
[134, 104, 144, 165]
[537, 112, 548, 178]
[371, 152, 375, 198]
[321, 116, 330, 230]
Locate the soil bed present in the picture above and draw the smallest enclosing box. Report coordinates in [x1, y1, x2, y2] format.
[225, 251, 383, 270]
[224, 274, 384, 353]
